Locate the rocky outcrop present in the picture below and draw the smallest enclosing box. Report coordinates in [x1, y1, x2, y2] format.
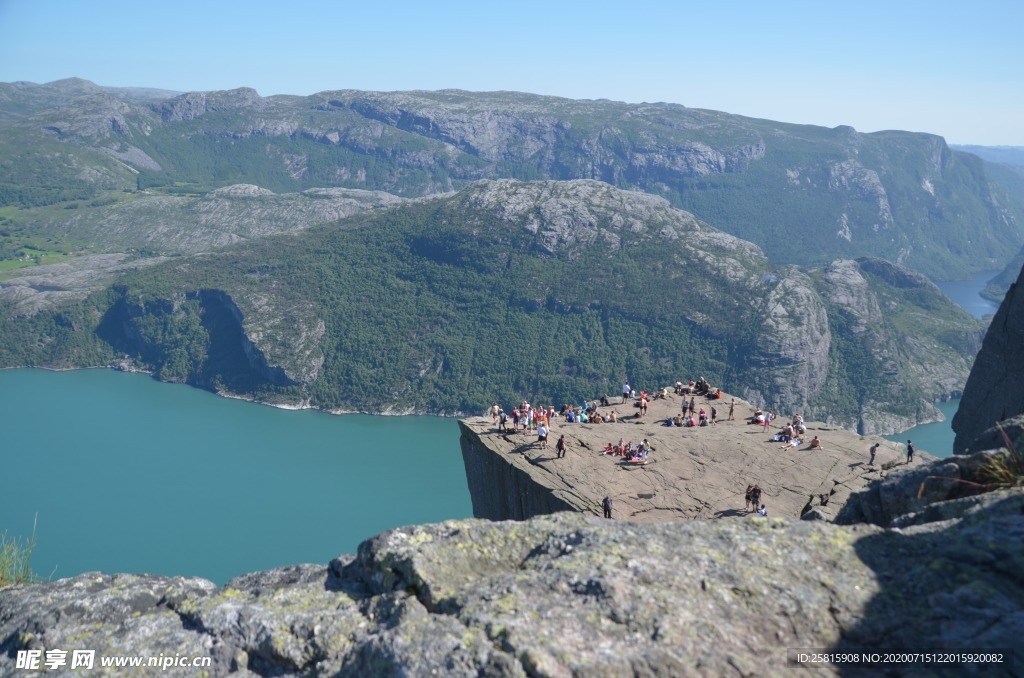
[834, 446, 1023, 527]
[459, 393, 918, 524]
[3, 482, 1022, 677]
[954, 265, 1024, 453]
[741, 267, 831, 417]
[155, 88, 266, 122]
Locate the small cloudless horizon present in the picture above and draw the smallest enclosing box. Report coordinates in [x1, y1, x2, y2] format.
[0, 0, 1022, 146]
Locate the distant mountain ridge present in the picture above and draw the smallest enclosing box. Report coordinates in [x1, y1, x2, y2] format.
[951, 144, 1024, 169]
[2, 78, 1024, 282]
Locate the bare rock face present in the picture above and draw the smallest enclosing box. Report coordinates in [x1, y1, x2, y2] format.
[155, 88, 265, 122]
[741, 267, 831, 415]
[51, 184, 407, 255]
[954, 266, 1024, 453]
[2, 482, 1022, 677]
[0, 254, 167, 316]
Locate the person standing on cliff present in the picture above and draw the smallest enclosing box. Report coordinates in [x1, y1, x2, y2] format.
[869, 442, 878, 465]
[556, 434, 566, 458]
[537, 422, 548, 449]
[906, 440, 915, 463]
[728, 399, 736, 421]
[622, 382, 630, 403]
[744, 484, 753, 512]
[498, 408, 508, 433]
[602, 495, 613, 519]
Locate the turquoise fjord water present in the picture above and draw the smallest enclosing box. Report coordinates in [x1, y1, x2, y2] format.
[933, 270, 1000, 320]
[884, 398, 958, 459]
[882, 270, 1002, 458]
[0, 368, 470, 585]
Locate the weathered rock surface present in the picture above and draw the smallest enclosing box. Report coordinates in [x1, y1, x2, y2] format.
[47, 184, 408, 255]
[835, 446, 1023, 527]
[954, 264, 1024, 453]
[3, 483, 1021, 677]
[460, 391, 926, 524]
[0, 253, 167, 316]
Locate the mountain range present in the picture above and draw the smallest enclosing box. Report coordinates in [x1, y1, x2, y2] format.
[0, 78, 1015, 432]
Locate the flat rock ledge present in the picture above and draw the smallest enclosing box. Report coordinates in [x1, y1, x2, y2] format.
[460, 392, 932, 523]
[2, 483, 1022, 677]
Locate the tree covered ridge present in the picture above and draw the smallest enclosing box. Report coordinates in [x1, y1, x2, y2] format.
[0, 181, 983, 432]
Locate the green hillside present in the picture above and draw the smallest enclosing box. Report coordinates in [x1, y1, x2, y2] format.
[0, 181, 981, 432]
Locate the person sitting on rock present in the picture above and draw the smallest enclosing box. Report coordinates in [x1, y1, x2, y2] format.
[609, 410, 618, 423]
[808, 436, 823, 450]
[758, 504, 768, 517]
[603, 443, 614, 455]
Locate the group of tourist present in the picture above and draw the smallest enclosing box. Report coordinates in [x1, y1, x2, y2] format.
[490, 375, 747, 452]
[667, 395, 723, 428]
[675, 377, 724, 401]
[601, 438, 653, 464]
[492, 401, 616, 433]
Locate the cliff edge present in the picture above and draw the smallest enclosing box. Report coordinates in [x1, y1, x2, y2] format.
[461, 392, 925, 523]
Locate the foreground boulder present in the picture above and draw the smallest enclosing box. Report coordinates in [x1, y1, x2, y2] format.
[3, 480, 1022, 676]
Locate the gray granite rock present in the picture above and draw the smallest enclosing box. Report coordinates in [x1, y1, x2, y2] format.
[954, 268, 1024, 454]
[3, 495, 1022, 676]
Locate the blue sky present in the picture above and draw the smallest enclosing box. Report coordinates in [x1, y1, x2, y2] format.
[0, 0, 1021, 145]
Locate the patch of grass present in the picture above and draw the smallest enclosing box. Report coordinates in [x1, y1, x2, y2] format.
[0, 516, 38, 587]
[977, 423, 1024, 486]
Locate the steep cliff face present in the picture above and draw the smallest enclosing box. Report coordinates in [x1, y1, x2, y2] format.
[459, 421, 580, 520]
[954, 265, 1024, 453]
[95, 287, 323, 394]
[740, 267, 831, 416]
